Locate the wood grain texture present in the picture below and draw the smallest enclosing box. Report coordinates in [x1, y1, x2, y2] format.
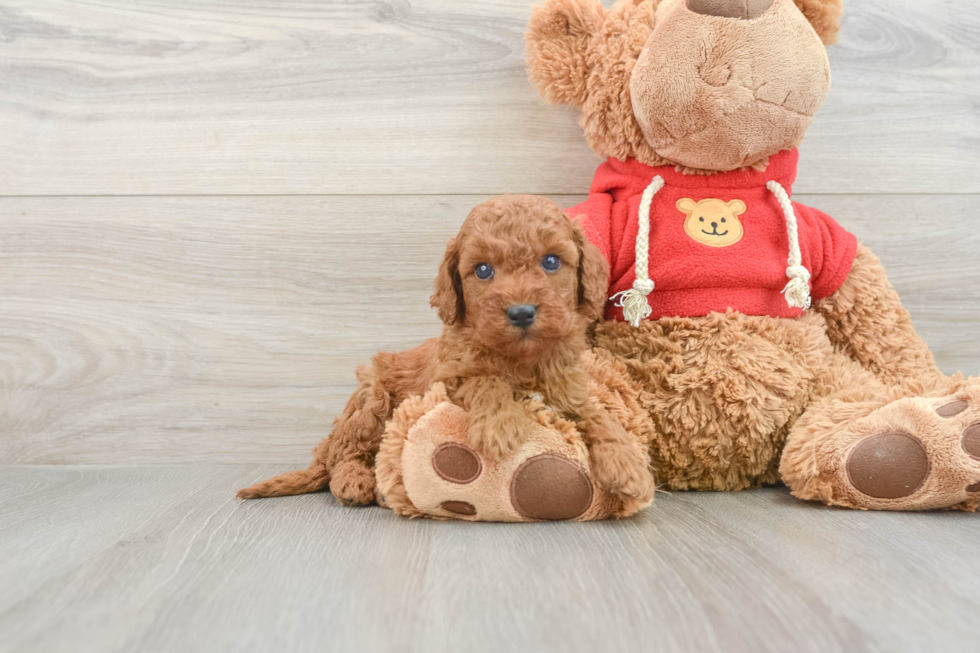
[1, 0, 977, 196]
[2, 194, 979, 464]
[0, 466, 977, 653]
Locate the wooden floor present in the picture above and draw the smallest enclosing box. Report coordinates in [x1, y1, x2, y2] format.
[1, 466, 978, 653]
[2, 0, 979, 651]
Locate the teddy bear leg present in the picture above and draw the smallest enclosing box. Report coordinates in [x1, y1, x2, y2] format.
[781, 354, 980, 512]
[378, 385, 648, 521]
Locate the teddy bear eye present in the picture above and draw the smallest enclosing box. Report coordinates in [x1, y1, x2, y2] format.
[474, 263, 494, 280]
[541, 254, 561, 272]
[699, 217, 704, 222]
[721, 218, 726, 223]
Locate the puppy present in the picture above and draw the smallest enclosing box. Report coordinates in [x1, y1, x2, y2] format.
[237, 195, 654, 505]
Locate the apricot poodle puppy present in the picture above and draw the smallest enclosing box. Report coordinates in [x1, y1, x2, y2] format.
[238, 195, 655, 506]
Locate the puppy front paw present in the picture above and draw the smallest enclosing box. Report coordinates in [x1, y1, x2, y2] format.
[589, 442, 655, 504]
[329, 460, 377, 507]
[469, 410, 531, 460]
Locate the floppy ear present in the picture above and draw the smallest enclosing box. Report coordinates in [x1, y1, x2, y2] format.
[793, 0, 843, 45]
[430, 238, 466, 325]
[728, 199, 747, 216]
[525, 0, 606, 108]
[571, 220, 610, 321]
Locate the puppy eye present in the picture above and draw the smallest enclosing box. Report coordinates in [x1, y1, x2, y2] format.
[541, 254, 561, 272]
[474, 263, 494, 280]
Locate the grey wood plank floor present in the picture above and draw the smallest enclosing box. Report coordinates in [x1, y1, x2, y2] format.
[1, 465, 978, 653]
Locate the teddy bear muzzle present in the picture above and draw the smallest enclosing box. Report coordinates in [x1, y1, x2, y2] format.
[687, 0, 776, 20]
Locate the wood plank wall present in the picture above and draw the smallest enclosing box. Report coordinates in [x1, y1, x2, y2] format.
[1, 0, 978, 464]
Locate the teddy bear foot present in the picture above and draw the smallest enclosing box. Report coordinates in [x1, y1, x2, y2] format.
[375, 384, 650, 521]
[826, 389, 980, 511]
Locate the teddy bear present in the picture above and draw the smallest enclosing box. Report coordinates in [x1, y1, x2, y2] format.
[519, 0, 980, 511]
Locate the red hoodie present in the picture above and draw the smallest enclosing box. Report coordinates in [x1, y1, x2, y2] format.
[567, 149, 857, 321]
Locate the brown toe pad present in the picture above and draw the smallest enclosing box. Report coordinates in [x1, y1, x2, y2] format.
[510, 454, 593, 521]
[847, 431, 930, 500]
[937, 400, 968, 418]
[441, 501, 477, 516]
[432, 443, 482, 484]
[963, 424, 980, 460]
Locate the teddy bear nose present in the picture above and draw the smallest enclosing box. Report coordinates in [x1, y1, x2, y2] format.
[507, 304, 537, 328]
[687, 0, 775, 20]
[711, 222, 719, 229]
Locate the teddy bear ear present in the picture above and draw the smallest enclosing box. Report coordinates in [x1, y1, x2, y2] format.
[525, 0, 607, 108]
[676, 198, 697, 214]
[792, 0, 844, 45]
[728, 199, 747, 215]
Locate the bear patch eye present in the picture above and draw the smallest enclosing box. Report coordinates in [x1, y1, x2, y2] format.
[541, 254, 561, 272]
[474, 263, 494, 280]
[721, 218, 726, 223]
[699, 217, 704, 222]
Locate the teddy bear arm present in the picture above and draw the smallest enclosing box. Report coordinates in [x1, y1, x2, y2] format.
[814, 244, 942, 387]
[525, 0, 607, 108]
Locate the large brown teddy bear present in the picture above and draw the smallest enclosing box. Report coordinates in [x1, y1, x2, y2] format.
[524, 0, 980, 511]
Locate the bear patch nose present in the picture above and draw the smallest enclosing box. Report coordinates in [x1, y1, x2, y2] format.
[711, 222, 718, 229]
[687, 0, 776, 19]
[506, 304, 537, 328]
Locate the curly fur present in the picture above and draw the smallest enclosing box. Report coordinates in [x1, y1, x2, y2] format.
[238, 195, 654, 506]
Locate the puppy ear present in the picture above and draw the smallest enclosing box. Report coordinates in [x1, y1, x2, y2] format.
[525, 0, 606, 108]
[792, 0, 843, 45]
[571, 220, 610, 321]
[430, 238, 466, 325]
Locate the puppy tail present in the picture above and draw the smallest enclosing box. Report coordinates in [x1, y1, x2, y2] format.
[236, 460, 331, 500]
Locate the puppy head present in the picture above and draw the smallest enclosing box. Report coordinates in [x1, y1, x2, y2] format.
[431, 195, 609, 360]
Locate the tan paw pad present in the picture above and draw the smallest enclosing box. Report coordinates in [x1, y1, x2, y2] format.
[846, 431, 930, 500]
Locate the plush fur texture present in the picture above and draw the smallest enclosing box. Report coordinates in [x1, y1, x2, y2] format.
[237, 195, 656, 511]
[527, 0, 980, 511]
[527, 0, 837, 171]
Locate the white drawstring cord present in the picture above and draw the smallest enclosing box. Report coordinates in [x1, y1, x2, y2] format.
[766, 180, 812, 310]
[610, 175, 664, 327]
[613, 176, 811, 328]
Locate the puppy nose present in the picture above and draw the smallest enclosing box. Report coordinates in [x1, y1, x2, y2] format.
[507, 304, 537, 328]
[687, 0, 775, 19]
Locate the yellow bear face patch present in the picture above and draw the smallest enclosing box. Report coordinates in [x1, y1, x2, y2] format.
[676, 198, 746, 248]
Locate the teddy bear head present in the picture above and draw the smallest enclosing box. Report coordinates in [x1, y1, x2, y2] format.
[526, 0, 842, 172]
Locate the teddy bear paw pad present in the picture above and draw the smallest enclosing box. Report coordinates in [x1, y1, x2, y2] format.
[440, 501, 477, 516]
[432, 443, 482, 484]
[846, 431, 929, 500]
[510, 454, 593, 521]
[962, 424, 980, 460]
